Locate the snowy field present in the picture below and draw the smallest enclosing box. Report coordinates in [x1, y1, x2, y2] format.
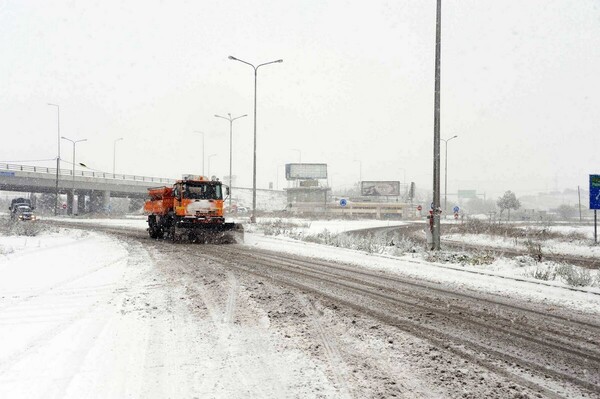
[444, 231, 600, 258]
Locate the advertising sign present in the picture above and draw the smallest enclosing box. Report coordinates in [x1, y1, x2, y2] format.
[360, 181, 400, 196]
[590, 175, 600, 210]
[285, 163, 327, 180]
[457, 190, 477, 199]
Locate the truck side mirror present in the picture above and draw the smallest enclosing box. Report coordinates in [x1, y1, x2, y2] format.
[226, 186, 230, 196]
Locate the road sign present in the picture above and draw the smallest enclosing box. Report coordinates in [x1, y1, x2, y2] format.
[62, 203, 67, 209]
[590, 175, 600, 210]
[340, 198, 347, 207]
[453, 206, 460, 213]
[454, 213, 459, 220]
[417, 205, 422, 211]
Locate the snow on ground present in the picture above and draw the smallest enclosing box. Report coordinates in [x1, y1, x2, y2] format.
[444, 231, 600, 258]
[547, 224, 597, 239]
[0, 226, 339, 398]
[247, 217, 406, 235]
[243, 232, 600, 314]
[43, 216, 600, 315]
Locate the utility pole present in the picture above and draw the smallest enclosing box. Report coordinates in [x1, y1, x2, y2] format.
[432, 0, 442, 250]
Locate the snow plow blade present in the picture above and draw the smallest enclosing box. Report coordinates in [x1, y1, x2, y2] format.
[172, 222, 244, 244]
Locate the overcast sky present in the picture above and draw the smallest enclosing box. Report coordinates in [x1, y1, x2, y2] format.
[1, 0, 599, 198]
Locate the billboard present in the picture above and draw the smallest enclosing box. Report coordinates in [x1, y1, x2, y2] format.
[590, 175, 600, 210]
[361, 181, 400, 196]
[457, 190, 477, 199]
[285, 163, 327, 180]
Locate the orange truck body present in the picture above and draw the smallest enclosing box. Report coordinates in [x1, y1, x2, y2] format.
[143, 175, 240, 242]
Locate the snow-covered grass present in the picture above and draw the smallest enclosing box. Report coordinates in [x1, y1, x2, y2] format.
[444, 219, 599, 259]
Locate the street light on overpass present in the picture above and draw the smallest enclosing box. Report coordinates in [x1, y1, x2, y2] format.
[61, 136, 87, 214]
[47, 103, 60, 215]
[228, 55, 283, 223]
[215, 113, 248, 210]
[113, 138, 123, 176]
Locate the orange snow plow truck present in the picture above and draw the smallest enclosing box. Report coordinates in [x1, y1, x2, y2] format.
[143, 175, 243, 243]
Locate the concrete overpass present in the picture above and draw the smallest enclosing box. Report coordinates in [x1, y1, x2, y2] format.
[0, 163, 174, 214]
[0, 163, 288, 215]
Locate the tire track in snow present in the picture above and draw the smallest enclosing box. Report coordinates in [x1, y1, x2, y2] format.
[300, 295, 353, 399]
[223, 272, 238, 324]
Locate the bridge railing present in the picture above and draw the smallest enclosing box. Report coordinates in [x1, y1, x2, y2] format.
[0, 163, 174, 184]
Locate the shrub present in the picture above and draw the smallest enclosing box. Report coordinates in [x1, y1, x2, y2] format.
[7, 221, 43, 237]
[555, 264, 593, 287]
[527, 266, 556, 281]
[525, 240, 543, 262]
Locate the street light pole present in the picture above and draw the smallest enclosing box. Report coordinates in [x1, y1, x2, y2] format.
[47, 103, 60, 215]
[207, 153, 217, 178]
[194, 131, 205, 176]
[229, 55, 283, 223]
[441, 135, 458, 212]
[113, 138, 123, 176]
[61, 136, 87, 215]
[215, 113, 247, 210]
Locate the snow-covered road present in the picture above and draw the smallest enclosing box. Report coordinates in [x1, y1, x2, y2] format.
[1, 219, 599, 398]
[0, 229, 340, 398]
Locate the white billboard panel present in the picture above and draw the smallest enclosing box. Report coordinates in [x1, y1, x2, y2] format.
[285, 163, 327, 180]
[361, 181, 400, 196]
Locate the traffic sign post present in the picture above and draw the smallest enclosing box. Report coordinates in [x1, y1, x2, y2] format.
[590, 175, 600, 244]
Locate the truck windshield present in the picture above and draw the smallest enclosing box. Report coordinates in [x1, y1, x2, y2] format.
[184, 183, 222, 200]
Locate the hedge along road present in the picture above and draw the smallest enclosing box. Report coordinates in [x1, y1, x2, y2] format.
[27, 220, 600, 398]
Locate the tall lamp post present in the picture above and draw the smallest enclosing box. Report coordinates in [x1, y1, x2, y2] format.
[113, 138, 123, 176]
[441, 135, 458, 212]
[215, 113, 248, 210]
[47, 103, 60, 215]
[194, 131, 205, 176]
[229, 55, 283, 223]
[61, 136, 87, 214]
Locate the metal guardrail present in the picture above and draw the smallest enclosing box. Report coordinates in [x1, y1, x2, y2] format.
[0, 163, 174, 184]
